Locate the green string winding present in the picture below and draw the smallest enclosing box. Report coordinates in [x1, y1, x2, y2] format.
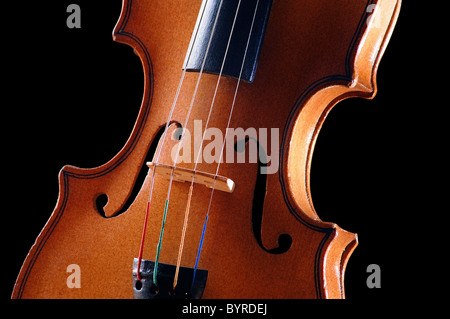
[153, 199, 169, 286]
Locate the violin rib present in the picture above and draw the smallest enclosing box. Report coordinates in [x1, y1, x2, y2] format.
[12, 0, 401, 299]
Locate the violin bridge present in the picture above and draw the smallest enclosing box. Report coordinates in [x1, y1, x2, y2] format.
[146, 162, 235, 193]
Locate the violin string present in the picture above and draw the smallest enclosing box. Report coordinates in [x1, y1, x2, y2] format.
[172, 0, 243, 291]
[190, 0, 261, 291]
[151, 0, 226, 287]
[135, 71, 187, 282]
[135, 0, 220, 283]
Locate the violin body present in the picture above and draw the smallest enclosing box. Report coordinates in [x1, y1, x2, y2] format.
[13, 0, 401, 299]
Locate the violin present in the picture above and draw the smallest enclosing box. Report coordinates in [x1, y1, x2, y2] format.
[12, 0, 401, 299]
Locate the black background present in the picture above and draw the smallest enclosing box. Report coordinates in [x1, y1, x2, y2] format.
[4, 0, 435, 314]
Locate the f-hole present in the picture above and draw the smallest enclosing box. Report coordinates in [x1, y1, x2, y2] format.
[96, 123, 177, 218]
[235, 137, 292, 254]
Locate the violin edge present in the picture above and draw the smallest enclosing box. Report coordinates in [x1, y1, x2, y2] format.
[321, 225, 359, 299]
[282, 0, 401, 298]
[283, 0, 402, 224]
[351, 0, 403, 100]
[320, 0, 401, 299]
[11, 168, 71, 299]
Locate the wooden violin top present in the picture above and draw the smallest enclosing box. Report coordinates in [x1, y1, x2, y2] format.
[12, 0, 401, 299]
